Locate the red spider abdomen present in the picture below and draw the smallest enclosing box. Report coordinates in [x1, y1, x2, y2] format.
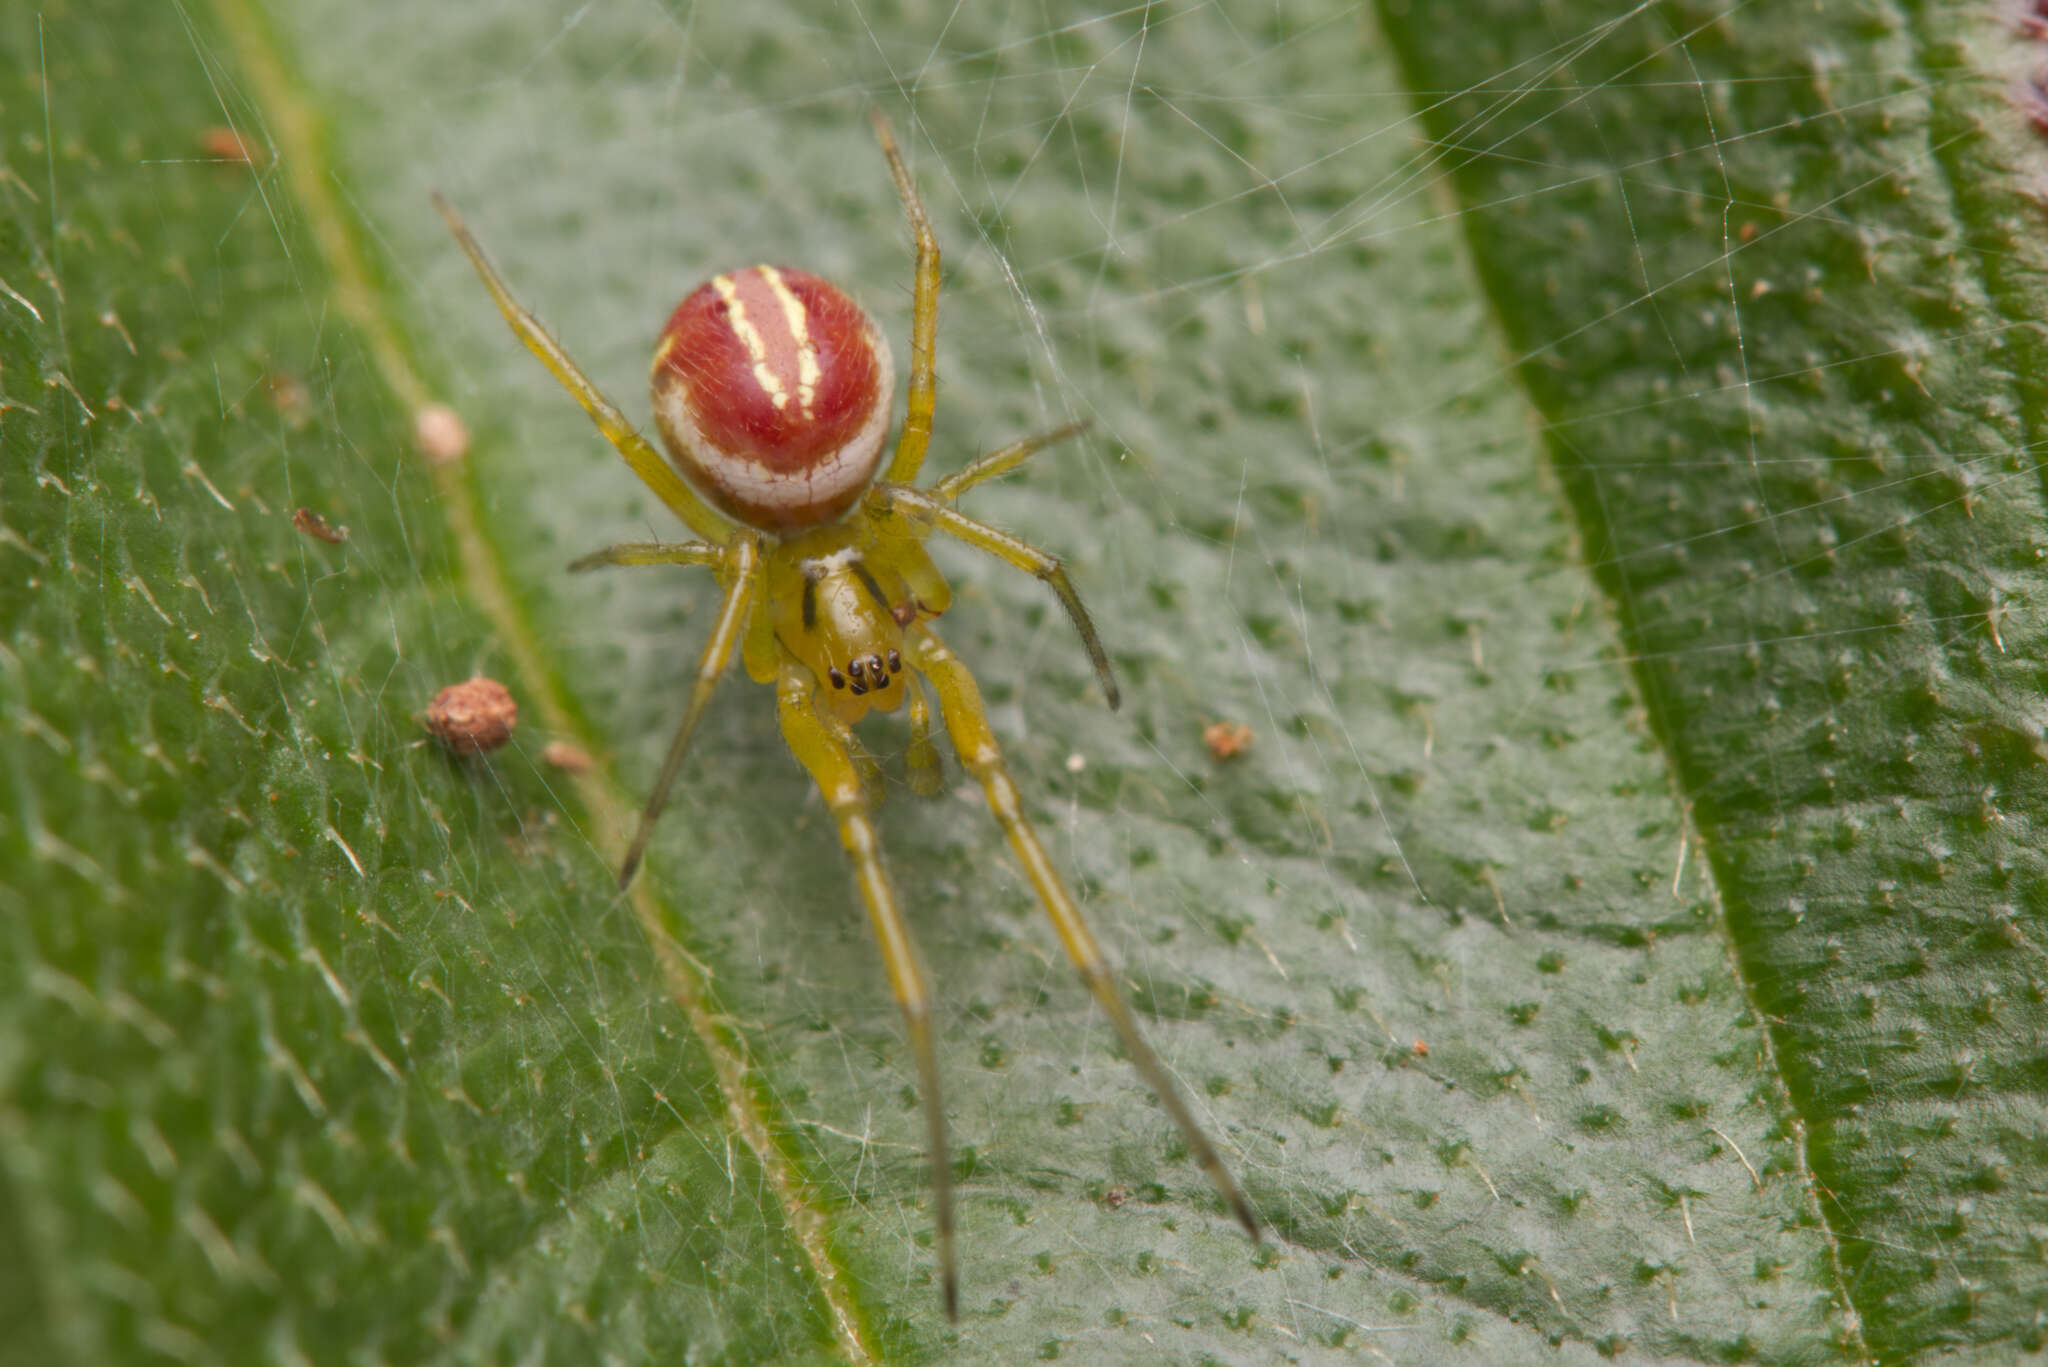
[651, 265, 894, 534]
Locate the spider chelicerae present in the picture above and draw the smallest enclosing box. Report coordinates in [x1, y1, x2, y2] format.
[434, 112, 1257, 1315]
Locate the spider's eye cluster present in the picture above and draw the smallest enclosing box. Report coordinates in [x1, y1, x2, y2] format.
[826, 648, 904, 695]
[650, 265, 895, 535]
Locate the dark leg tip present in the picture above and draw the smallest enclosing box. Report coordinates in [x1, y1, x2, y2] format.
[942, 1272, 959, 1322]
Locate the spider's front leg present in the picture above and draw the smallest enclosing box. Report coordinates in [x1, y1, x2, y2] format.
[904, 674, 945, 797]
[613, 536, 763, 889]
[876, 485, 1119, 708]
[567, 541, 724, 572]
[909, 625, 1259, 1240]
[929, 420, 1090, 503]
[776, 657, 959, 1318]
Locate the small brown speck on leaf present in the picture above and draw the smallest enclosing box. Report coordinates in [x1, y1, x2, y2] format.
[1102, 1185, 1131, 1210]
[1203, 720, 1254, 761]
[415, 403, 471, 464]
[266, 371, 313, 427]
[426, 676, 517, 755]
[504, 808, 561, 862]
[292, 507, 349, 544]
[1412, 1038, 1430, 1058]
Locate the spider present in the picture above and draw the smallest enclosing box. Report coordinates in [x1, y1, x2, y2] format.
[433, 112, 1257, 1316]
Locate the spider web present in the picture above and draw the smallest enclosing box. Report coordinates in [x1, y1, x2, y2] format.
[7, 0, 2046, 1363]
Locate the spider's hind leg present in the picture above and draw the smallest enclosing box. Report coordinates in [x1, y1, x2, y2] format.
[432, 192, 733, 544]
[872, 112, 940, 487]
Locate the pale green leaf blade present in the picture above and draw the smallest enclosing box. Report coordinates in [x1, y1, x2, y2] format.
[1381, 0, 2048, 1360]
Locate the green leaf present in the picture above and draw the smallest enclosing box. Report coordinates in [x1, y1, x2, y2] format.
[6, 1, 2043, 1364]
[1379, 3, 2048, 1360]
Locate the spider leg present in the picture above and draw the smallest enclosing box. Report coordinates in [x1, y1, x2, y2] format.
[905, 674, 945, 797]
[568, 540, 724, 572]
[871, 112, 940, 486]
[930, 420, 1090, 504]
[617, 536, 762, 890]
[910, 625, 1259, 1243]
[879, 486, 1120, 709]
[432, 192, 734, 545]
[776, 656, 958, 1319]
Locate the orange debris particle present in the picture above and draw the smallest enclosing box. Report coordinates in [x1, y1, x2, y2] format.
[541, 741, 594, 773]
[266, 371, 313, 427]
[414, 402, 471, 464]
[199, 126, 260, 165]
[425, 676, 517, 755]
[1203, 720, 1254, 761]
[292, 507, 348, 544]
